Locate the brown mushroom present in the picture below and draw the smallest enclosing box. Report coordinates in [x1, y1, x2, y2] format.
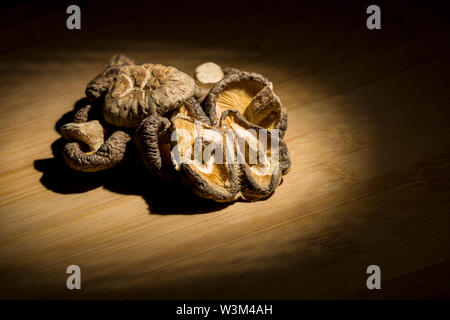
[61, 104, 132, 172]
[103, 63, 196, 128]
[204, 70, 288, 137]
[85, 54, 137, 102]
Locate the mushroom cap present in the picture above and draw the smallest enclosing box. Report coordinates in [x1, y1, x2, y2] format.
[85, 54, 137, 102]
[103, 64, 196, 128]
[203, 70, 288, 137]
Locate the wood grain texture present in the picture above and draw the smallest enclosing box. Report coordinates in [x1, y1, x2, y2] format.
[0, 1, 450, 299]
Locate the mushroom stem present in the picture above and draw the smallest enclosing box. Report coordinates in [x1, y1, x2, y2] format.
[73, 104, 92, 123]
[60, 120, 105, 152]
[135, 114, 172, 178]
[195, 62, 224, 88]
[194, 62, 225, 103]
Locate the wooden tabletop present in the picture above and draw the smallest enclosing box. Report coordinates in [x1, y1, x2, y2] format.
[1, 1, 449, 299]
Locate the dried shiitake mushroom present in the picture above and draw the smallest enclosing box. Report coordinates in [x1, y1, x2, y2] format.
[103, 63, 196, 128]
[60, 55, 290, 203]
[204, 70, 288, 137]
[61, 103, 131, 172]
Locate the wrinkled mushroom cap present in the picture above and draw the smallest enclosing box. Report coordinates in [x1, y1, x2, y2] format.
[85, 54, 137, 102]
[103, 64, 196, 128]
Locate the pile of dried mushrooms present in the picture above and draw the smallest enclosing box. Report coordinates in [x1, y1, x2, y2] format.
[60, 55, 291, 202]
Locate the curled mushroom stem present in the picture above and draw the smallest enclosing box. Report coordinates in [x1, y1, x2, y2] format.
[60, 120, 105, 152]
[63, 130, 131, 173]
